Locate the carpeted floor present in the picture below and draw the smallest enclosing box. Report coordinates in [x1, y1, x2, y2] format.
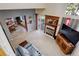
[10, 26, 65, 56]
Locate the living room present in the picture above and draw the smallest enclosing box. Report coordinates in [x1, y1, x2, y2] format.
[0, 3, 79, 56]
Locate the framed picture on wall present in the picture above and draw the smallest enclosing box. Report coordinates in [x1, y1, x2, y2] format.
[65, 18, 71, 26]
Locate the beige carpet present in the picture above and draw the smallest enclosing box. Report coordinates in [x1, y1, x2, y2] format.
[10, 25, 66, 56]
[21, 30, 66, 56]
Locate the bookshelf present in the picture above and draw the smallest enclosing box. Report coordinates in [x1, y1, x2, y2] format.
[45, 15, 59, 38]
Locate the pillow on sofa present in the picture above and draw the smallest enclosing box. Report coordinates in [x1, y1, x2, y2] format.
[16, 46, 30, 56]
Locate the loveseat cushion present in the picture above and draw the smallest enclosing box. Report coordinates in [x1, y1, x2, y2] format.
[24, 43, 42, 56]
[16, 46, 30, 56]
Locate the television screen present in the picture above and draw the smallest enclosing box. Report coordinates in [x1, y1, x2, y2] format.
[60, 24, 79, 45]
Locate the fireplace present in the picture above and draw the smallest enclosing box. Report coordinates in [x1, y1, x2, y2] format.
[45, 25, 55, 36]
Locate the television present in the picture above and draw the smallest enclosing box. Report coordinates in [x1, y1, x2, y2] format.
[60, 24, 79, 45]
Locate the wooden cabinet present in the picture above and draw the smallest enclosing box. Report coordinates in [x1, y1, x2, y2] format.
[56, 33, 75, 54]
[45, 15, 59, 38]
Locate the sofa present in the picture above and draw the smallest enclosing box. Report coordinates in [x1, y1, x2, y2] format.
[15, 41, 42, 56]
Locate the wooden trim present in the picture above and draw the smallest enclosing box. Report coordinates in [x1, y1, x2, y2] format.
[24, 15, 28, 31]
[35, 14, 38, 30]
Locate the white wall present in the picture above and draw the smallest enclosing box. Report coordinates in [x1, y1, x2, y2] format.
[0, 24, 15, 56]
[0, 3, 46, 10]
[43, 3, 67, 16]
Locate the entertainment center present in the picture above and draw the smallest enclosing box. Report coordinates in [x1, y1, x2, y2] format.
[56, 24, 79, 54]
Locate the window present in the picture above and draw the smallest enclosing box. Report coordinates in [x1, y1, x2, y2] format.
[65, 3, 78, 16]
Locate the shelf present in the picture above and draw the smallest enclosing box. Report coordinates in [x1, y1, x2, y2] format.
[46, 25, 55, 31]
[46, 23, 57, 27]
